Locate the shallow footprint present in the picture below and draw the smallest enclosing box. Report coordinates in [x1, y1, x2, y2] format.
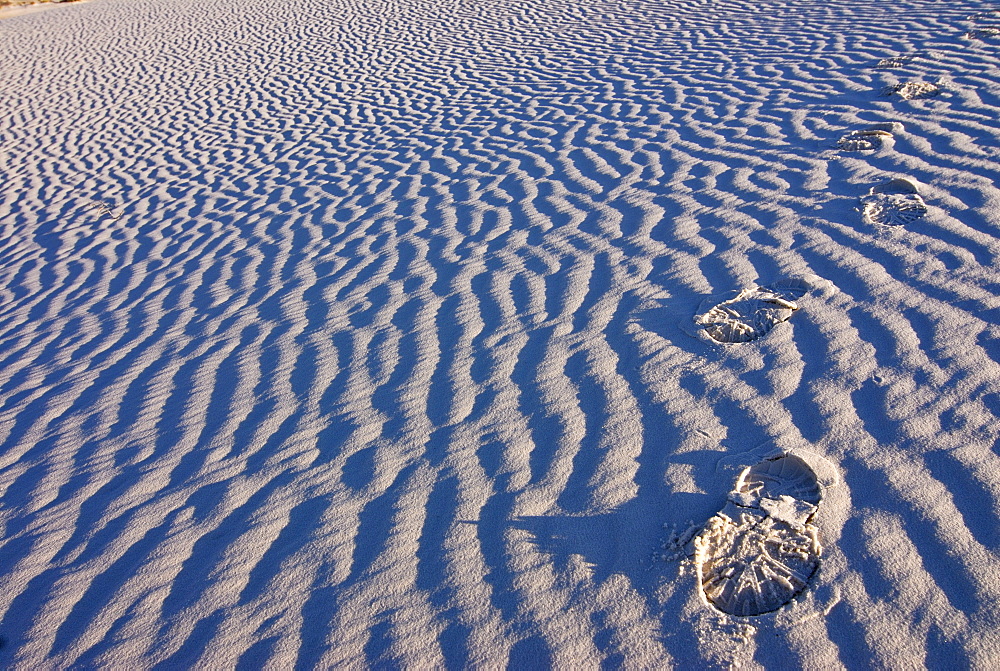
[874, 55, 914, 69]
[691, 277, 830, 344]
[694, 451, 836, 617]
[966, 27, 1000, 40]
[860, 176, 928, 227]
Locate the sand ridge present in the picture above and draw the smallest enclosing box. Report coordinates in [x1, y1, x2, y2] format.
[1, 0, 1000, 667]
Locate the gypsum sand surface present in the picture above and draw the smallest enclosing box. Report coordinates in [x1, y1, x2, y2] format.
[0, 0, 85, 19]
[1, 0, 1000, 667]
[0, 0, 79, 6]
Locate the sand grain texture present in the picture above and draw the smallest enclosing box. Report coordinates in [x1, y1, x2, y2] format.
[2, 0, 1000, 667]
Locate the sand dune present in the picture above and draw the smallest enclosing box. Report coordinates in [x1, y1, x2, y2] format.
[2, 0, 1000, 667]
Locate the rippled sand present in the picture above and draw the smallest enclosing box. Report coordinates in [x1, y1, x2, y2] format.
[2, 0, 1000, 666]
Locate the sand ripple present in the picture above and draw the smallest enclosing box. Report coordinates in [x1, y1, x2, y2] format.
[1, 0, 1000, 666]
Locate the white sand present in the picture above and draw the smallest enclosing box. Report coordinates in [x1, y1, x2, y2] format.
[2, 0, 1000, 666]
[0, 1, 86, 20]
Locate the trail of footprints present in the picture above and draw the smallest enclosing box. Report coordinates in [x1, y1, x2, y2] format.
[965, 9, 1000, 41]
[688, 45, 946, 348]
[688, 15, 986, 616]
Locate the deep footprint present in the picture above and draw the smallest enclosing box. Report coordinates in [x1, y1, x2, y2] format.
[691, 277, 828, 344]
[694, 452, 834, 617]
[860, 176, 928, 227]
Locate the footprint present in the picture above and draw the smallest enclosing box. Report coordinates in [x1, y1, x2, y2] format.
[690, 276, 831, 344]
[859, 176, 928, 227]
[875, 55, 913, 69]
[694, 451, 836, 617]
[881, 81, 942, 100]
[966, 27, 1000, 40]
[837, 122, 902, 151]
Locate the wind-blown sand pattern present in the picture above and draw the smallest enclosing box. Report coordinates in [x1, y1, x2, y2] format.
[2, 0, 1000, 667]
